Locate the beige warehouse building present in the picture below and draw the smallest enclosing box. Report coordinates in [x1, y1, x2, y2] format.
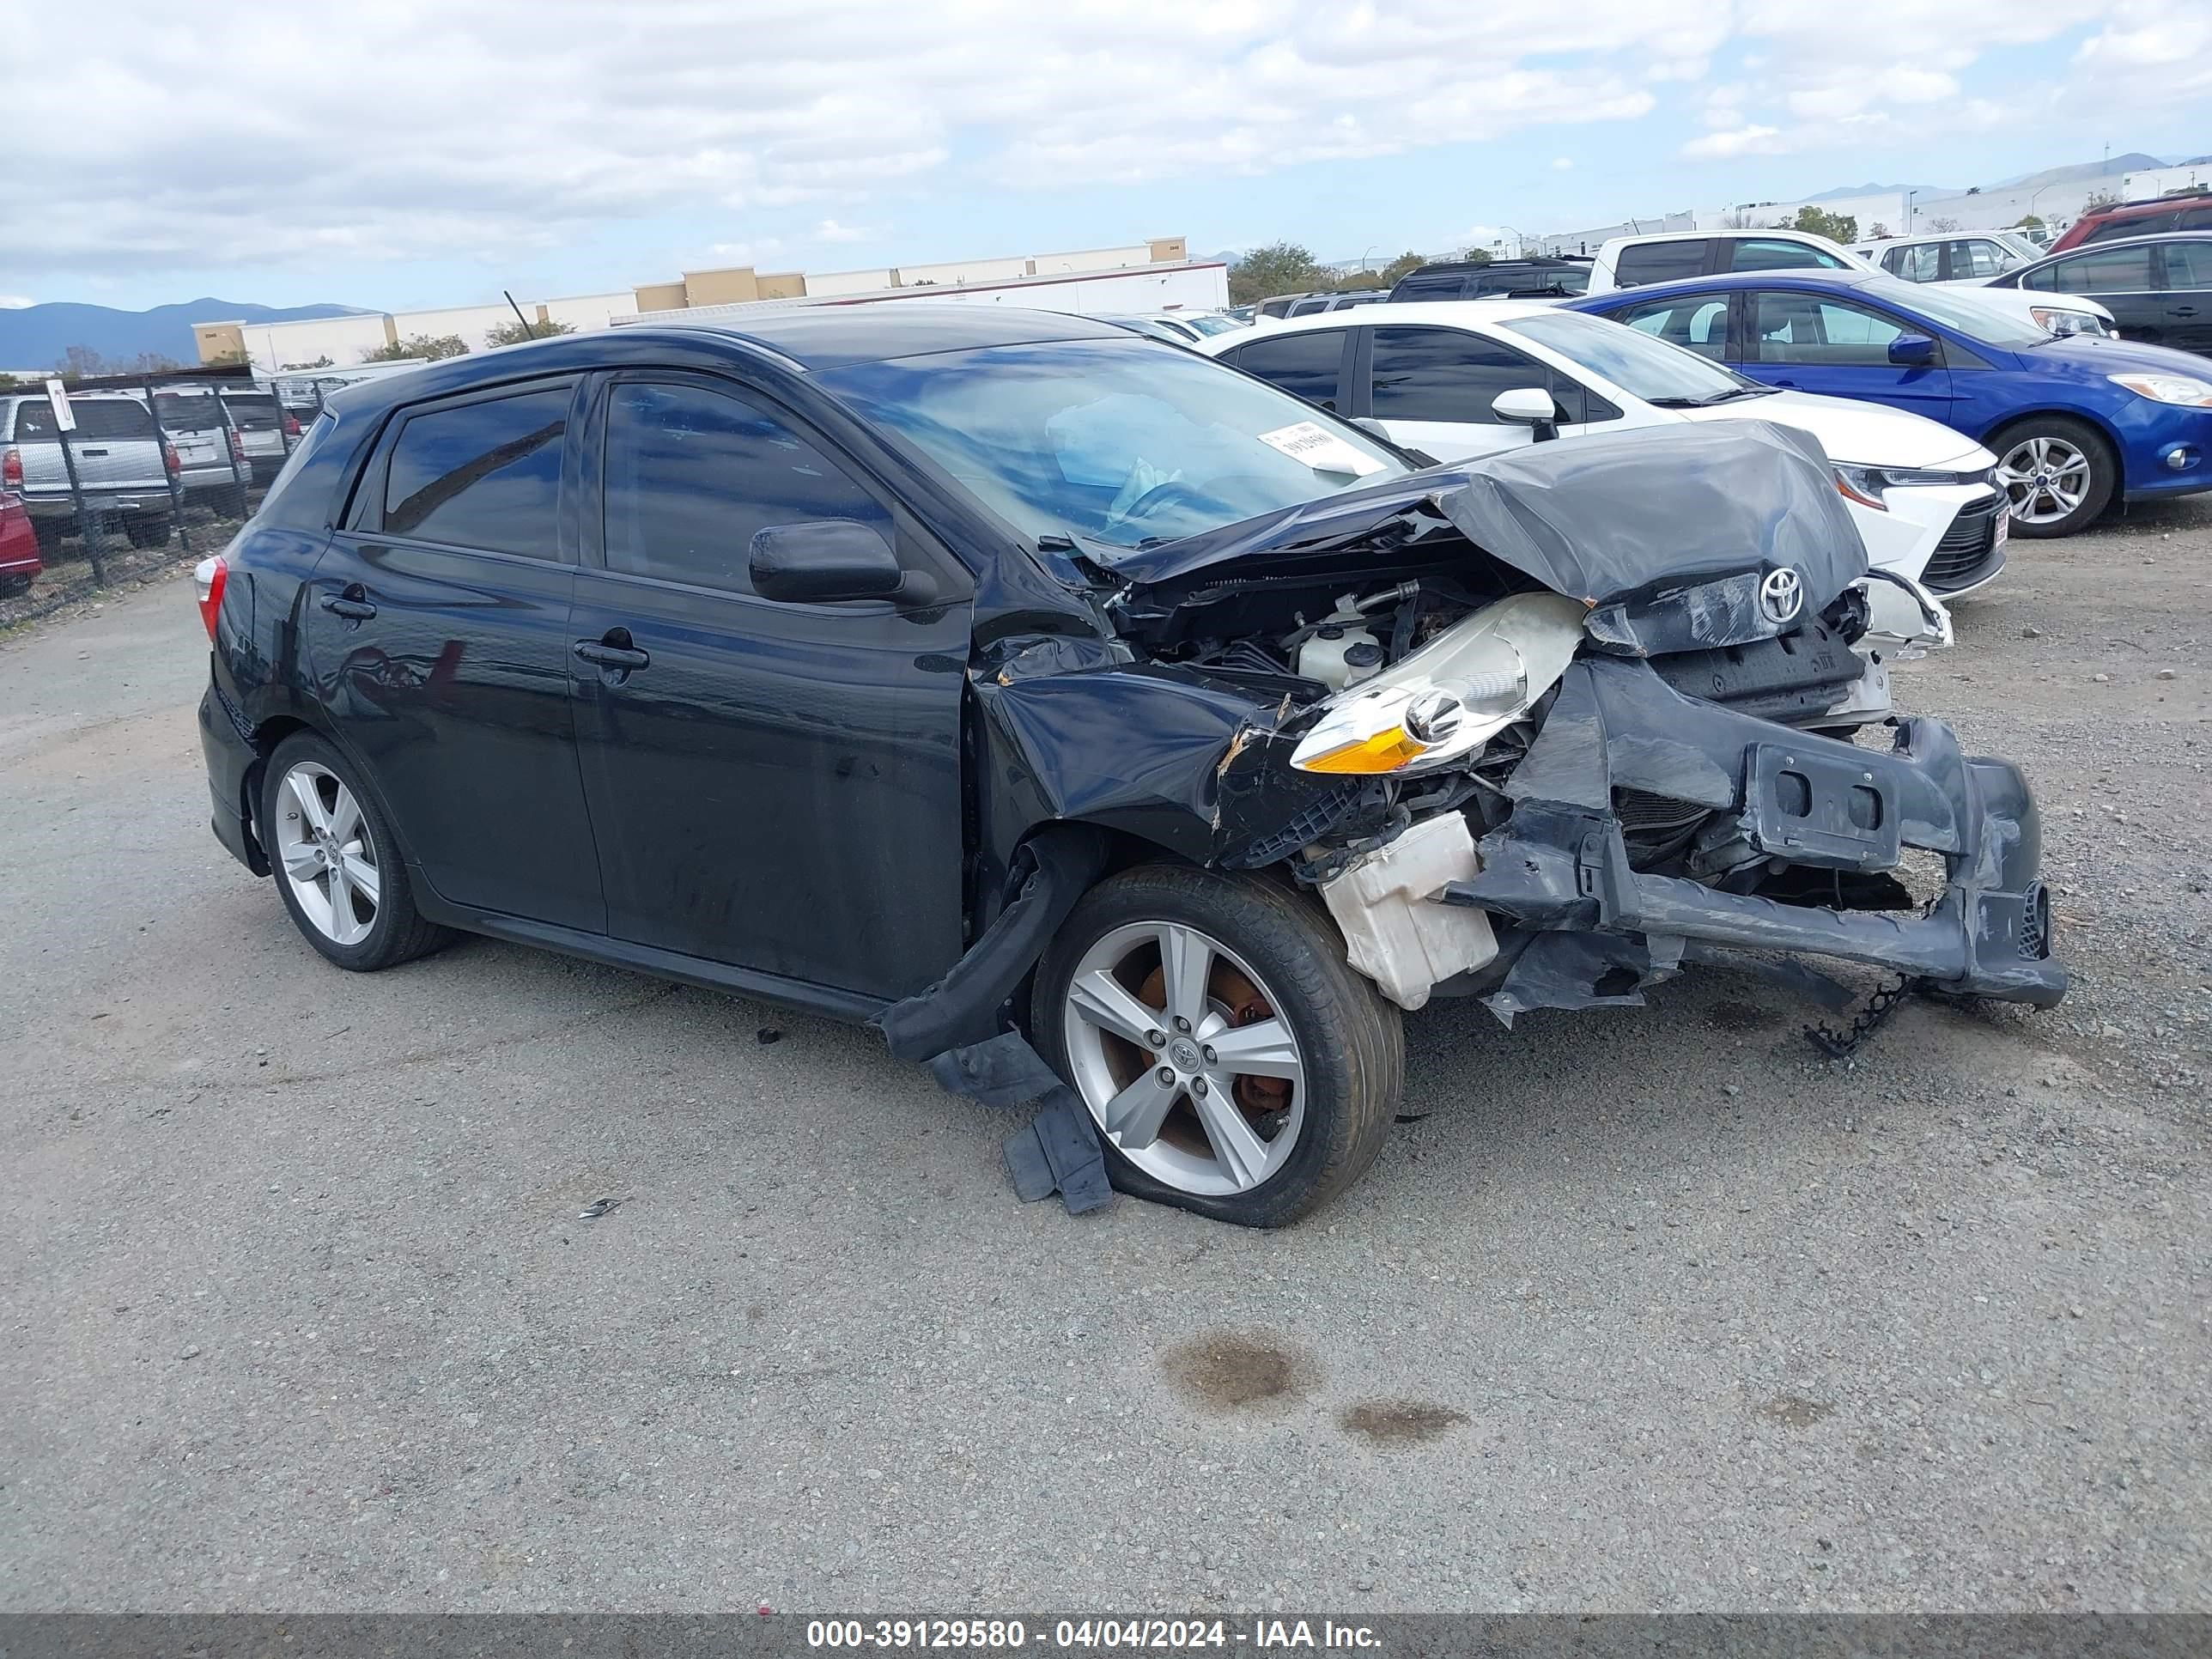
[194, 238, 1191, 372]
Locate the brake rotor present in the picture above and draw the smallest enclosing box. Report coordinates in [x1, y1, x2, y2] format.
[1137, 957, 1291, 1129]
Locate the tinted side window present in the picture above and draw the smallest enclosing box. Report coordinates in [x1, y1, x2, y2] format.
[1390, 270, 1469, 300]
[1753, 293, 1915, 366]
[383, 386, 569, 556]
[2161, 241, 2212, 288]
[1729, 238, 1842, 271]
[1617, 295, 1731, 360]
[1613, 240, 1711, 286]
[602, 382, 890, 597]
[2047, 246, 2155, 293]
[2181, 207, 2212, 231]
[1286, 297, 1332, 317]
[2085, 213, 2172, 243]
[1227, 331, 1347, 410]
[1368, 326, 1560, 423]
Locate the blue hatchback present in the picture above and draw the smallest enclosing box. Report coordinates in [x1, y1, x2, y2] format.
[1570, 269, 2212, 537]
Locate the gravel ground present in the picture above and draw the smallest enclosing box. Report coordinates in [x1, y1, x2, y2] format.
[0, 501, 2206, 1613]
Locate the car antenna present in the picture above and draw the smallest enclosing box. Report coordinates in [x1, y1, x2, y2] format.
[502, 289, 538, 341]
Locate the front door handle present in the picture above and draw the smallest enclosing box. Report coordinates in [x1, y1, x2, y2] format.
[321, 584, 377, 621]
[575, 635, 650, 672]
[2172, 306, 2199, 316]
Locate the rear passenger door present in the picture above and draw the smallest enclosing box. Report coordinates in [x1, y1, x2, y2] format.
[1741, 289, 1953, 421]
[2020, 244, 2162, 340]
[567, 373, 973, 1000]
[308, 377, 605, 931]
[1218, 329, 1352, 412]
[2155, 241, 2212, 355]
[1357, 325, 1607, 461]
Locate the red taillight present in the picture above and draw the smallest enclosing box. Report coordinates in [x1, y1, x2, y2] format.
[283, 412, 301, 438]
[194, 554, 228, 641]
[1, 447, 19, 489]
[229, 428, 247, 464]
[163, 441, 181, 479]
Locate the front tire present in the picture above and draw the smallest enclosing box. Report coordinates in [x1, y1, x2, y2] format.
[1031, 864, 1403, 1227]
[258, 732, 451, 971]
[1991, 416, 2116, 538]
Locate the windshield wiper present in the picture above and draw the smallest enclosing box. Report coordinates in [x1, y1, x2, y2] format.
[1697, 385, 1781, 404]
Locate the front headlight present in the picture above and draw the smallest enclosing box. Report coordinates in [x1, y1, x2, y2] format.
[1292, 664, 1528, 775]
[2032, 307, 2108, 337]
[1834, 462, 1979, 509]
[2110, 372, 2212, 407]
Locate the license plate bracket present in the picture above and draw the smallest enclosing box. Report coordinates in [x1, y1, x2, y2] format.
[1745, 743, 1903, 871]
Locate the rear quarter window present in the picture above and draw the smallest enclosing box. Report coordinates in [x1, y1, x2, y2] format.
[1389, 271, 1470, 301]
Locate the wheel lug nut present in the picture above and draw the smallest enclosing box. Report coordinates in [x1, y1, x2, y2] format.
[1157, 1066, 1176, 1085]
[1172, 1016, 1191, 1033]
[1192, 1078, 1208, 1097]
[1201, 1044, 1217, 1063]
[1146, 1030, 1165, 1048]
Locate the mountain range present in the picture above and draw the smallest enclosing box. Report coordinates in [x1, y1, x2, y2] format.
[0, 299, 365, 373]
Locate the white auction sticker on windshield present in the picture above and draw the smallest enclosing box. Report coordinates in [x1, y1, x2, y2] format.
[1257, 421, 1387, 476]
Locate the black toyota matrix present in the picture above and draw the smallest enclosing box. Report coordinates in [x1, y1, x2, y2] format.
[195, 307, 2064, 1226]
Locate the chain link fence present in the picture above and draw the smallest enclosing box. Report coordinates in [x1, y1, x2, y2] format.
[2, 368, 351, 623]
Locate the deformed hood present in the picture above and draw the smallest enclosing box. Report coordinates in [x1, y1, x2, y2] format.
[1103, 420, 1871, 610]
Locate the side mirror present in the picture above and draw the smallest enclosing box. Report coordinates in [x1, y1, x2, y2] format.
[1887, 333, 1937, 367]
[749, 519, 906, 604]
[1352, 416, 1393, 441]
[1492, 386, 1559, 442]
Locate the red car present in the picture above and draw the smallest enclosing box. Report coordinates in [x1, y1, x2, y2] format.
[2050, 188, 2212, 252]
[0, 490, 41, 596]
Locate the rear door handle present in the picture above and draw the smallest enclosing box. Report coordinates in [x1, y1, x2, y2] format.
[2172, 306, 2199, 316]
[320, 583, 377, 621]
[574, 637, 650, 671]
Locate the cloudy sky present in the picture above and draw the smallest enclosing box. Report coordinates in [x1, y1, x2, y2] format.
[3, 0, 2209, 313]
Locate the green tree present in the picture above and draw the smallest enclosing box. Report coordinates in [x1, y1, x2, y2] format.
[1791, 205, 1858, 244]
[1228, 241, 1327, 306]
[2014, 213, 2045, 231]
[485, 316, 578, 347]
[362, 333, 469, 363]
[1375, 249, 1431, 286]
[1867, 222, 1892, 240]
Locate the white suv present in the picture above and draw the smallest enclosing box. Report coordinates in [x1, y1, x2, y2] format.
[1589, 228, 2110, 337]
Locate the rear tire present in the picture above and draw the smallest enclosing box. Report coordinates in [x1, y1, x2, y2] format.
[123, 514, 170, 550]
[1990, 416, 2116, 538]
[1031, 863, 1402, 1228]
[258, 732, 452, 972]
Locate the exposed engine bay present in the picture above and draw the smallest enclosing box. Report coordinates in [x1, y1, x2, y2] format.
[969, 420, 2063, 1034]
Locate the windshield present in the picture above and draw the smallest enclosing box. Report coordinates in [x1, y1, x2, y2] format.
[1500, 309, 1761, 404]
[1856, 276, 2049, 347]
[1180, 313, 1242, 337]
[816, 337, 1411, 550]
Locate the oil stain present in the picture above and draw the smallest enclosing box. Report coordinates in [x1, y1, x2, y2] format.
[1339, 1399, 1469, 1447]
[1162, 1331, 1315, 1411]
[1761, 1394, 1837, 1429]
[1707, 1000, 1776, 1031]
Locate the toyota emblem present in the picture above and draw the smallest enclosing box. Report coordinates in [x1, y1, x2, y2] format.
[1759, 567, 1803, 625]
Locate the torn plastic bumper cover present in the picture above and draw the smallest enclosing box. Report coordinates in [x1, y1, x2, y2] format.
[1444, 656, 2068, 1021]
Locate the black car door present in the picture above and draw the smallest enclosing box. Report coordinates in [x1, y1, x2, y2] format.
[568, 371, 974, 1001]
[305, 376, 604, 931]
[2024, 243, 2163, 340]
[2155, 240, 2212, 355]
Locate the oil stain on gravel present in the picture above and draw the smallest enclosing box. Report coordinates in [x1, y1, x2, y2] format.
[1162, 1331, 1315, 1411]
[1339, 1399, 1468, 1447]
[1760, 1394, 1837, 1428]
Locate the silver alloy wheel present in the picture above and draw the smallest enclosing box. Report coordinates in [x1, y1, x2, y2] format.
[1995, 434, 2094, 525]
[273, 761, 380, 946]
[1060, 920, 1306, 1197]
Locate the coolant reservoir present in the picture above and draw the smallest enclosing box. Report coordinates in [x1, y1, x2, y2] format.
[1298, 625, 1383, 690]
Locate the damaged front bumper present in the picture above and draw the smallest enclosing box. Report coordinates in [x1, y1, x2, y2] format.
[1343, 656, 2067, 1021]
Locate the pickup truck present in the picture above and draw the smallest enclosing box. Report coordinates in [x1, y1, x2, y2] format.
[0, 392, 179, 550]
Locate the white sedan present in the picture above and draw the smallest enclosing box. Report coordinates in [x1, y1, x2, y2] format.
[1196, 301, 2008, 599]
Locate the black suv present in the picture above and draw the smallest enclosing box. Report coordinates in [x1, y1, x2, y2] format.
[1388, 258, 1592, 301]
[193, 307, 2064, 1224]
